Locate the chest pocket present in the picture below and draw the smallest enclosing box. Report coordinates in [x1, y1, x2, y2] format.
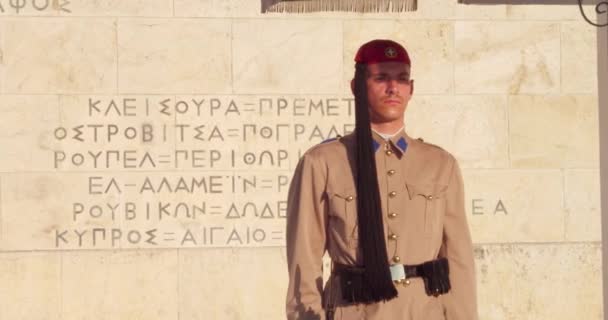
[405, 183, 448, 238]
[328, 187, 358, 248]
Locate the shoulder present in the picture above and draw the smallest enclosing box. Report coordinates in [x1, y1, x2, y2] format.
[319, 135, 343, 145]
[413, 136, 457, 166]
[414, 137, 451, 156]
[295, 134, 347, 169]
[411, 137, 460, 185]
[303, 134, 345, 157]
[291, 135, 347, 182]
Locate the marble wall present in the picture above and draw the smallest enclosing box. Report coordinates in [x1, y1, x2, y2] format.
[0, 0, 602, 319]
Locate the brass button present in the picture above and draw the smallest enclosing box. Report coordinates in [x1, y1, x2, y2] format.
[346, 195, 354, 201]
[387, 169, 396, 176]
[404, 279, 411, 286]
[394, 279, 404, 284]
[427, 195, 434, 200]
[385, 149, 393, 156]
[392, 256, 401, 263]
[389, 191, 397, 198]
[388, 233, 398, 240]
[388, 212, 398, 219]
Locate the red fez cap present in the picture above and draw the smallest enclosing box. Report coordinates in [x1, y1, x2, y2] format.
[354, 39, 411, 65]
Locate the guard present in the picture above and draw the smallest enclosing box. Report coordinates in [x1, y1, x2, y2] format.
[285, 39, 478, 320]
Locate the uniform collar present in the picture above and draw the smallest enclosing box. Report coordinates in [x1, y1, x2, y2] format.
[370, 126, 410, 154]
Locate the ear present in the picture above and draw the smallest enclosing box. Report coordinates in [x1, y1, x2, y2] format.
[350, 79, 355, 95]
[410, 79, 414, 95]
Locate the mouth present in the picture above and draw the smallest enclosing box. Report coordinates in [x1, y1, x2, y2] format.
[384, 99, 401, 105]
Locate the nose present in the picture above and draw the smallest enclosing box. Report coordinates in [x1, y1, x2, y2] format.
[386, 80, 398, 95]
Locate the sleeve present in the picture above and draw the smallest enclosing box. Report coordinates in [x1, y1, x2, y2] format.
[439, 157, 479, 320]
[285, 152, 329, 320]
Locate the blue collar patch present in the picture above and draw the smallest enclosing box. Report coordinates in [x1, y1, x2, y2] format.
[372, 137, 407, 153]
[396, 137, 408, 153]
[372, 139, 380, 152]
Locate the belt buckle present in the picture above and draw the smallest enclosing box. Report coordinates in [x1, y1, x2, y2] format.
[390, 263, 405, 284]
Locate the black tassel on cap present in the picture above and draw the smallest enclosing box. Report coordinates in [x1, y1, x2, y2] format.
[352, 63, 398, 303]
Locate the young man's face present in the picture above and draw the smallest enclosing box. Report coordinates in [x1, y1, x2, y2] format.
[361, 62, 413, 125]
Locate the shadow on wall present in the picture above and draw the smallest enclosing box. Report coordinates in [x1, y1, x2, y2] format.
[460, 0, 608, 27]
[262, 0, 600, 12]
[260, 0, 418, 13]
[261, 0, 280, 12]
[458, 0, 595, 3]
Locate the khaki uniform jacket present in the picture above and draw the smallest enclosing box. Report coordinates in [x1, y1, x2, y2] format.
[285, 127, 478, 320]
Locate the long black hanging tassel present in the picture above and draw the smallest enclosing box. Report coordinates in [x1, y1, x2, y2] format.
[351, 63, 398, 303]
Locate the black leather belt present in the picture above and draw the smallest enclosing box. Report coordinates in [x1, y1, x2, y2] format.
[332, 257, 451, 303]
[403, 263, 423, 278]
[333, 258, 442, 279]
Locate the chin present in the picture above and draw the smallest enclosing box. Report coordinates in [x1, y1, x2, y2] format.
[374, 117, 401, 123]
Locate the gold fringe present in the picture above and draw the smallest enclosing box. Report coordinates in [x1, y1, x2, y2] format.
[264, 0, 418, 13]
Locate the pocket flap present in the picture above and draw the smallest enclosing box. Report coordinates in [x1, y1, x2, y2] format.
[405, 183, 447, 200]
[331, 186, 357, 202]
